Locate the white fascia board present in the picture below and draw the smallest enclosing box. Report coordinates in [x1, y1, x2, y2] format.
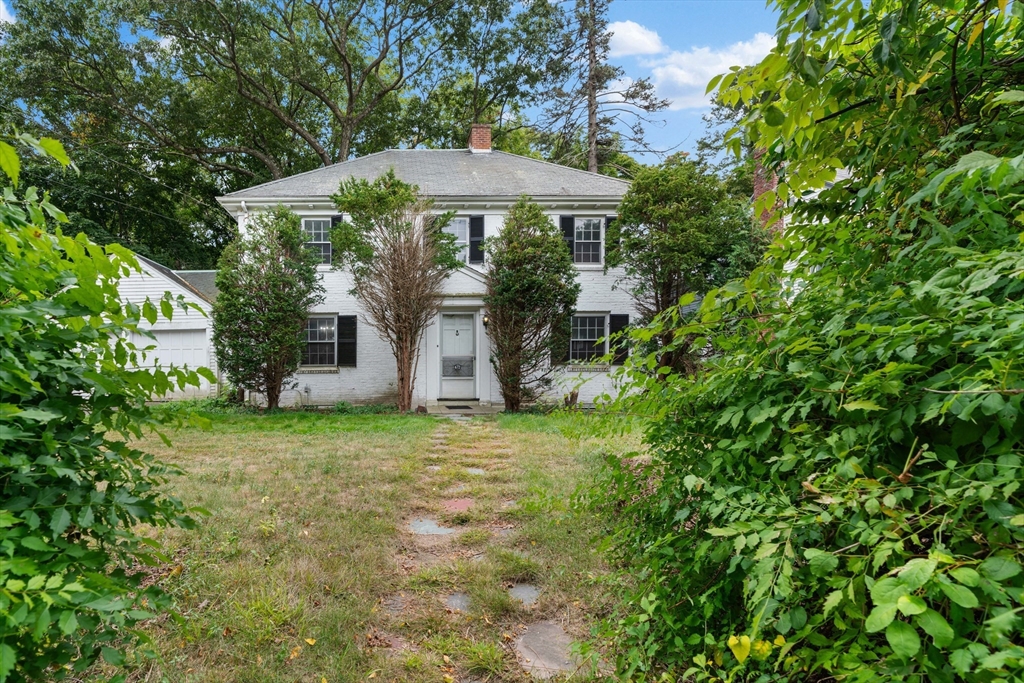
[216, 195, 624, 218]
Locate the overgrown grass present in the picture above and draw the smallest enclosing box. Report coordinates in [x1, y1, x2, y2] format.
[91, 410, 629, 682]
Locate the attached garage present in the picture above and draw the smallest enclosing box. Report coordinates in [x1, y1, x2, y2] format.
[118, 255, 219, 399]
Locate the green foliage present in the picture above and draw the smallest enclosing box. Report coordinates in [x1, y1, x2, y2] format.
[212, 205, 324, 410]
[483, 196, 580, 412]
[0, 135, 210, 682]
[333, 401, 400, 415]
[599, 1, 1024, 681]
[609, 160, 767, 373]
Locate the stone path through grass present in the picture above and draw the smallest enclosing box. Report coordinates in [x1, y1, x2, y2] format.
[377, 417, 599, 681]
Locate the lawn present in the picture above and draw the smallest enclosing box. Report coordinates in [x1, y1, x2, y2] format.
[115, 410, 624, 682]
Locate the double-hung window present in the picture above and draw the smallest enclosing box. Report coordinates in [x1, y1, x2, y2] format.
[445, 217, 469, 263]
[569, 315, 606, 361]
[303, 218, 332, 264]
[302, 317, 335, 365]
[574, 218, 602, 264]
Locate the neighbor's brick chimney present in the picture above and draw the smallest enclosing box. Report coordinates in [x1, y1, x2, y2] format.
[753, 147, 783, 234]
[468, 123, 492, 153]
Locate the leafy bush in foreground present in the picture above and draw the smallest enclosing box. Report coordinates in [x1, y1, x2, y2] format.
[0, 136, 210, 681]
[600, 2, 1024, 681]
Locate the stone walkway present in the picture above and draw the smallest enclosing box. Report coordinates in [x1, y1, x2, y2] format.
[376, 418, 592, 681]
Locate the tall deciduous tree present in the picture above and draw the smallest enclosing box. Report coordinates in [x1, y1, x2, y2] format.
[212, 206, 324, 409]
[608, 159, 767, 374]
[541, 0, 668, 173]
[484, 197, 580, 411]
[331, 171, 460, 412]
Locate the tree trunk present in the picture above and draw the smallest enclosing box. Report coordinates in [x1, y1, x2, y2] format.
[585, 0, 600, 173]
[396, 337, 414, 412]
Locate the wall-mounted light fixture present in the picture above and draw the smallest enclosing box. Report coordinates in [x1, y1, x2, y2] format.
[482, 314, 490, 327]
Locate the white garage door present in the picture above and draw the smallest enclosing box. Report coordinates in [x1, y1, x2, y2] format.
[132, 329, 213, 397]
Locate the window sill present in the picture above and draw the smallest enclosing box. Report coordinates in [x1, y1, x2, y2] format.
[561, 364, 611, 373]
[574, 264, 605, 271]
[297, 366, 340, 374]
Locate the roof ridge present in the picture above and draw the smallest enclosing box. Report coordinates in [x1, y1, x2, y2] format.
[488, 151, 631, 186]
[135, 254, 213, 304]
[222, 149, 397, 197]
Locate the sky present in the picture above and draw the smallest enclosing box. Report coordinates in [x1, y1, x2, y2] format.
[605, 0, 779, 158]
[0, 0, 778, 159]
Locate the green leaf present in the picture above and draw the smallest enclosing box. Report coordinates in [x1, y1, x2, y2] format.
[764, 106, 786, 127]
[865, 604, 897, 632]
[21, 536, 52, 552]
[160, 297, 174, 321]
[954, 150, 1001, 171]
[38, 137, 70, 166]
[26, 575, 46, 591]
[806, 550, 839, 577]
[885, 620, 921, 659]
[842, 399, 883, 412]
[0, 643, 16, 682]
[979, 556, 1021, 581]
[898, 558, 937, 590]
[58, 610, 78, 635]
[938, 581, 979, 609]
[950, 567, 980, 587]
[823, 589, 843, 616]
[870, 577, 908, 605]
[101, 647, 125, 666]
[896, 595, 926, 616]
[915, 609, 954, 647]
[0, 140, 19, 186]
[949, 648, 974, 674]
[50, 507, 71, 536]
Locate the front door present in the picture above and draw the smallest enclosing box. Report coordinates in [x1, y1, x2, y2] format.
[440, 314, 475, 400]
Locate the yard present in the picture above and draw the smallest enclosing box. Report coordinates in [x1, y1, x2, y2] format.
[119, 411, 625, 682]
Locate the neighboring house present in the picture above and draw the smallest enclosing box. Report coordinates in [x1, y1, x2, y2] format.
[117, 255, 219, 398]
[214, 125, 637, 408]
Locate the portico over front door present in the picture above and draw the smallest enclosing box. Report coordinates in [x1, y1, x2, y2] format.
[440, 313, 475, 400]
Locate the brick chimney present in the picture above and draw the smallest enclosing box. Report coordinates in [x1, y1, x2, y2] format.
[753, 147, 783, 234]
[468, 123, 492, 153]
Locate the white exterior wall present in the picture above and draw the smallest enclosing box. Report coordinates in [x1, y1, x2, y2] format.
[117, 263, 217, 398]
[233, 203, 638, 408]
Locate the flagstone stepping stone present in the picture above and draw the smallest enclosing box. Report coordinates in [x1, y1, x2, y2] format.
[509, 583, 540, 606]
[381, 593, 409, 616]
[426, 465, 442, 471]
[444, 592, 471, 611]
[409, 518, 455, 535]
[448, 484, 468, 493]
[465, 467, 487, 475]
[514, 621, 576, 679]
[441, 498, 474, 512]
[501, 500, 517, 509]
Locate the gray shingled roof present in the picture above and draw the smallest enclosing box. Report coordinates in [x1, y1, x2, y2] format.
[136, 255, 214, 304]
[175, 270, 219, 303]
[221, 149, 630, 199]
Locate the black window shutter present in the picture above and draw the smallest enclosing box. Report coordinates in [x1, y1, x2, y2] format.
[605, 215, 620, 261]
[469, 215, 485, 264]
[337, 315, 357, 367]
[560, 215, 575, 260]
[551, 316, 572, 366]
[609, 314, 629, 365]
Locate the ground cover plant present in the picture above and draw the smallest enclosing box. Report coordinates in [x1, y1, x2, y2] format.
[0, 136, 211, 681]
[599, 1, 1024, 681]
[91, 411, 625, 682]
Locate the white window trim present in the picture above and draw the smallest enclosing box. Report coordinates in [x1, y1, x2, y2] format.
[302, 315, 337, 367]
[574, 217, 603, 266]
[302, 218, 332, 265]
[446, 217, 470, 264]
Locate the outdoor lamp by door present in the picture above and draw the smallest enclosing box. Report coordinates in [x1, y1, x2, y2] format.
[482, 313, 490, 327]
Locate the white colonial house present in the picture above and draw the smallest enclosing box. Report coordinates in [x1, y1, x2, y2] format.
[122, 125, 638, 408]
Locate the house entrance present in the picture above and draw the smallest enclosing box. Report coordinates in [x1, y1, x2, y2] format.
[440, 313, 475, 400]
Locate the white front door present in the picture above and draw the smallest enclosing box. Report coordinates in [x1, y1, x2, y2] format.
[440, 313, 476, 400]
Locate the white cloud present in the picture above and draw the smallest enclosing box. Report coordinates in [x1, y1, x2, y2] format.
[0, 1, 14, 23]
[608, 21, 665, 57]
[647, 32, 775, 110]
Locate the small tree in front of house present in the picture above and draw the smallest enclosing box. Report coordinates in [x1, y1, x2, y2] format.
[608, 159, 767, 375]
[484, 197, 580, 412]
[331, 171, 461, 412]
[212, 205, 324, 409]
